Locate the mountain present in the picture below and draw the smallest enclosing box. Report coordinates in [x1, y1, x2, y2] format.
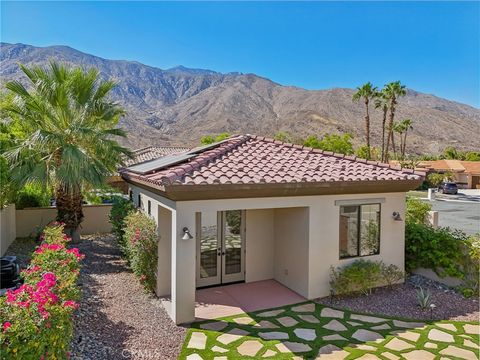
[1, 42, 479, 153]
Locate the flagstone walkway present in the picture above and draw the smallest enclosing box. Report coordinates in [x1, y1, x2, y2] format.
[180, 301, 479, 359]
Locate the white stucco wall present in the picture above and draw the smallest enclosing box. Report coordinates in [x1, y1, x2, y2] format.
[0, 204, 16, 256]
[245, 209, 274, 282]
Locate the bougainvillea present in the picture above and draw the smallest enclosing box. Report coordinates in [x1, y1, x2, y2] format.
[0, 223, 83, 359]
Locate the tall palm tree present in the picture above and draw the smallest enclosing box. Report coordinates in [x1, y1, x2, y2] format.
[383, 81, 406, 161]
[3, 61, 131, 240]
[374, 90, 389, 162]
[399, 118, 413, 157]
[352, 82, 377, 159]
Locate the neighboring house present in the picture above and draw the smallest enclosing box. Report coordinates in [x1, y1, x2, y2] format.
[108, 146, 189, 192]
[412, 160, 480, 189]
[120, 135, 424, 324]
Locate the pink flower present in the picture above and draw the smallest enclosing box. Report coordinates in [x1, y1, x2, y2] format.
[67, 248, 83, 260]
[63, 300, 79, 309]
[3, 322, 11, 331]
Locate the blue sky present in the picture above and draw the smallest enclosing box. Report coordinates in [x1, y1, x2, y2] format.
[1, 1, 479, 107]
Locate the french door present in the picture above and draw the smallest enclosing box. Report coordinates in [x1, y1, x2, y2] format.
[196, 210, 246, 287]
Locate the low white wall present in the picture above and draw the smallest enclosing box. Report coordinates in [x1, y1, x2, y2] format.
[16, 205, 113, 238]
[0, 204, 17, 255]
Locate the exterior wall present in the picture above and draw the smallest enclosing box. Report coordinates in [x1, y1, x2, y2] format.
[273, 207, 309, 297]
[0, 204, 17, 256]
[15, 205, 113, 238]
[245, 209, 274, 282]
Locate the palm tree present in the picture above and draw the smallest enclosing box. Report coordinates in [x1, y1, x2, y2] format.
[383, 81, 406, 161]
[393, 121, 404, 160]
[399, 118, 413, 157]
[352, 82, 377, 159]
[3, 61, 131, 240]
[374, 90, 389, 162]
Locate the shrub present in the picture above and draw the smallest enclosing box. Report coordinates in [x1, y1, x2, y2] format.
[406, 197, 432, 224]
[330, 259, 382, 296]
[109, 196, 135, 255]
[380, 263, 405, 286]
[15, 184, 51, 209]
[123, 211, 158, 293]
[0, 223, 83, 359]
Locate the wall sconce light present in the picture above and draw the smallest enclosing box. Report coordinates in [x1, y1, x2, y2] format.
[392, 211, 403, 221]
[182, 227, 193, 240]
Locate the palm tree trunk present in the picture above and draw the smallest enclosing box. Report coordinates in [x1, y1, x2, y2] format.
[381, 108, 387, 162]
[56, 185, 84, 241]
[365, 99, 371, 159]
[403, 130, 408, 157]
[385, 99, 397, 162]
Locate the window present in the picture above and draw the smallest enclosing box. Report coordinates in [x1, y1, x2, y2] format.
[137, 194, 142, 209]
[147, 200, 151, 215]
[339, 204, 380, 258]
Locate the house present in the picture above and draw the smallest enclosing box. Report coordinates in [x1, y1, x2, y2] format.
[409, 160, 480, 189]
[120, 135, 424, 324]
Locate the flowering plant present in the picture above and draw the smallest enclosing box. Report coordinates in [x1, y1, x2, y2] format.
[0, 223, 82, 359]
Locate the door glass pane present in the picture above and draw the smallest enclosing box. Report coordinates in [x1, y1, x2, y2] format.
[224, 210, 242, 275]
[200, 212, 218, 278]
[339, 206, 359, 258]
[360, 204, 380, 256]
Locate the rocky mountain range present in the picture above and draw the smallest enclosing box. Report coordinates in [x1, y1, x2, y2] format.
[1, 42, 479, 153]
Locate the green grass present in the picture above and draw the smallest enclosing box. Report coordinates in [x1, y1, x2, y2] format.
[179, 301, 479, 359]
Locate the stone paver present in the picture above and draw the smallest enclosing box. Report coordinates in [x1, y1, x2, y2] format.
[186, 354, 203, 360]
[350, 314, 387, 323]
[437, 323, 457, 332]
[256, 320, 278, 328]
[402, 350, 435, 360]
[384, 338, 414, 351]
[257, 309, 285, 317]
[259, 331, 289, 340]
[347, 321, 362, 326]
[381, 352, 399, 360]
[464, 339, 480, 349]
[294, 328, 316, 341]
[277, 316, 298, 327]
[397, 331, 420, 342]
[187, 332, 207, 350]
[212, 345, 228, 353]
[275, 343, 292, 353]
[316, 345, 350, 359]
[283, 341, 312, 352]
[428, 328, 455, 343]
[424, 342, 438, 349]
[371, 324, 390, 330]
[323, 319, 347, 331]
[323, 334, 347, 341]
[213, 357, 227, 360]
[356, 355, 381, 360]
[352, 329, 384, 342]
[299, 314, 320, 323]
[292, 303, 316, 312]
[233, 316, 254, 325]
[262, 349, 277, 358]
[237, 340, 263, 357]
[321, 307, 344, 319]
[464, 324, 480, 335]
[216, 328, 249, 345]
[356, 344, 376, 351]
[200, 321, 228, 331]
[392, 320, 425, 328]
[440, 345, 478, 360]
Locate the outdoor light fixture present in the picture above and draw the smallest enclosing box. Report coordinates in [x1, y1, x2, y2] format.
[392, 211, 403, 221]
[182, 227, 193, 240]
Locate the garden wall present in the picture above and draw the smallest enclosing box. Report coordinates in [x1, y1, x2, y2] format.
[15, 204, 113, 238]
[0, 204, 16, 256]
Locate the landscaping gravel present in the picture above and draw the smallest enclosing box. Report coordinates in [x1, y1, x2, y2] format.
[70, 234, 186, 360]
[3, 237, 38, 269]
[316, 275, 479, 322]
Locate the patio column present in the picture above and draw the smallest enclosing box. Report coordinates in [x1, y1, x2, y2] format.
[170, 207, 196, 324]
[156, 206, 172, 297]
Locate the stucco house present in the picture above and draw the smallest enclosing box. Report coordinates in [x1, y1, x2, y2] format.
[120, 135, 424, 324]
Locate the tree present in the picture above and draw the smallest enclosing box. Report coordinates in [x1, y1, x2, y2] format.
[273, 131, 293, 143]
[443, 146, 461, 160]
[465, 152, 480, 161]
[374, 90, 389, 162]
[356, 145, 380, 160]
[304, 133, 354, 155]
[3, 61, 131, 240]
[200, 132, 230, 145]
[383, 81, 406, 161]
[352, 82, 377, 159]
[393, 118, 413, 159]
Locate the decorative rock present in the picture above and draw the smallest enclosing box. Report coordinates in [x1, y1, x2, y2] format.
[428, 329, 455, 343]
[392, 320, 425, 328]
[217, 328, 249, 345]
[262, 349, 277, 358]
[294, 328, 317, 341]
[212, 345, 228, 353]
[371, 324, 390, 330]
[257, 320, 278, 328]
[352, 329, 383, 342]
[323, 319, 347, 331]
[347, 321, 362, 326]
[292, 303, 316, 312]
[402, 350, 435, 360]
[440, 345, 478, 360]
[186, 355, 203, 360]
[320, 307, 344, 319]
[259, 331, 289, 340]
[233, 316, 254, 325]
[257, 309, 285, 317]
[424, 342, 438, 349]
[299, 314, 320, 323]
[464, 339, 480, 349]
[464, 324, 480, 335]
[282, 341, 312, 352]
[316, 345, 349, 359]
[350, 314, 387, 323]
[277, 316, 298, 327]
[381, 352, 400, 360]
[323, 334, 347, 341]
[398, 331, 420, 342]
[275, 343, 292, 353]
[436, 323, 457, 332]
[200, 321, 228, 331]
[187, 332, 207, 350]
[237, 340, 263, 357]
[384, 338, 414, 351]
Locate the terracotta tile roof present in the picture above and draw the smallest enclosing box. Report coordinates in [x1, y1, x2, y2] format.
[121, 135, 424, 187]
[461, 161, 480, 174]
[124, 146, 190, 167]
[414, 160, 480, 174]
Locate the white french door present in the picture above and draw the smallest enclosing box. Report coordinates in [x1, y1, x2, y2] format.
[196, 210, 246, 288]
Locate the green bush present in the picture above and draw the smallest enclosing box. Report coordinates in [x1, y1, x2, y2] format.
[15, 184, 51, 209]
[109, 197, 135, 255]
[406, 197, 432, 224]
[380, 262, 405, 286]
[0, 223, 83, 359]
[123, 211, 158, 293]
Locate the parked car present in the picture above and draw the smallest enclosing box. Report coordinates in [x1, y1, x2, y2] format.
[438, 182, 458, 195]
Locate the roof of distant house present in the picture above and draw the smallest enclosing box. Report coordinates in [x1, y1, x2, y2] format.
[124, 146, 190, 167]
[410, 160, 480, 174]
[121, 135, 424, 200]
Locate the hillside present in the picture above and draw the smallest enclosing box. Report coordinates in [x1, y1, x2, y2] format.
[1, 42, 479, 153]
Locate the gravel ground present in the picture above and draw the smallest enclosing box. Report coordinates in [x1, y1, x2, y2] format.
[70, 234, 186, 360]
[317, 275, 479, 322]
[3, 237, 38, 269]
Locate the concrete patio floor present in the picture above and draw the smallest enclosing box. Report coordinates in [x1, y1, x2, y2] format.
[195, 280, 305, 320]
